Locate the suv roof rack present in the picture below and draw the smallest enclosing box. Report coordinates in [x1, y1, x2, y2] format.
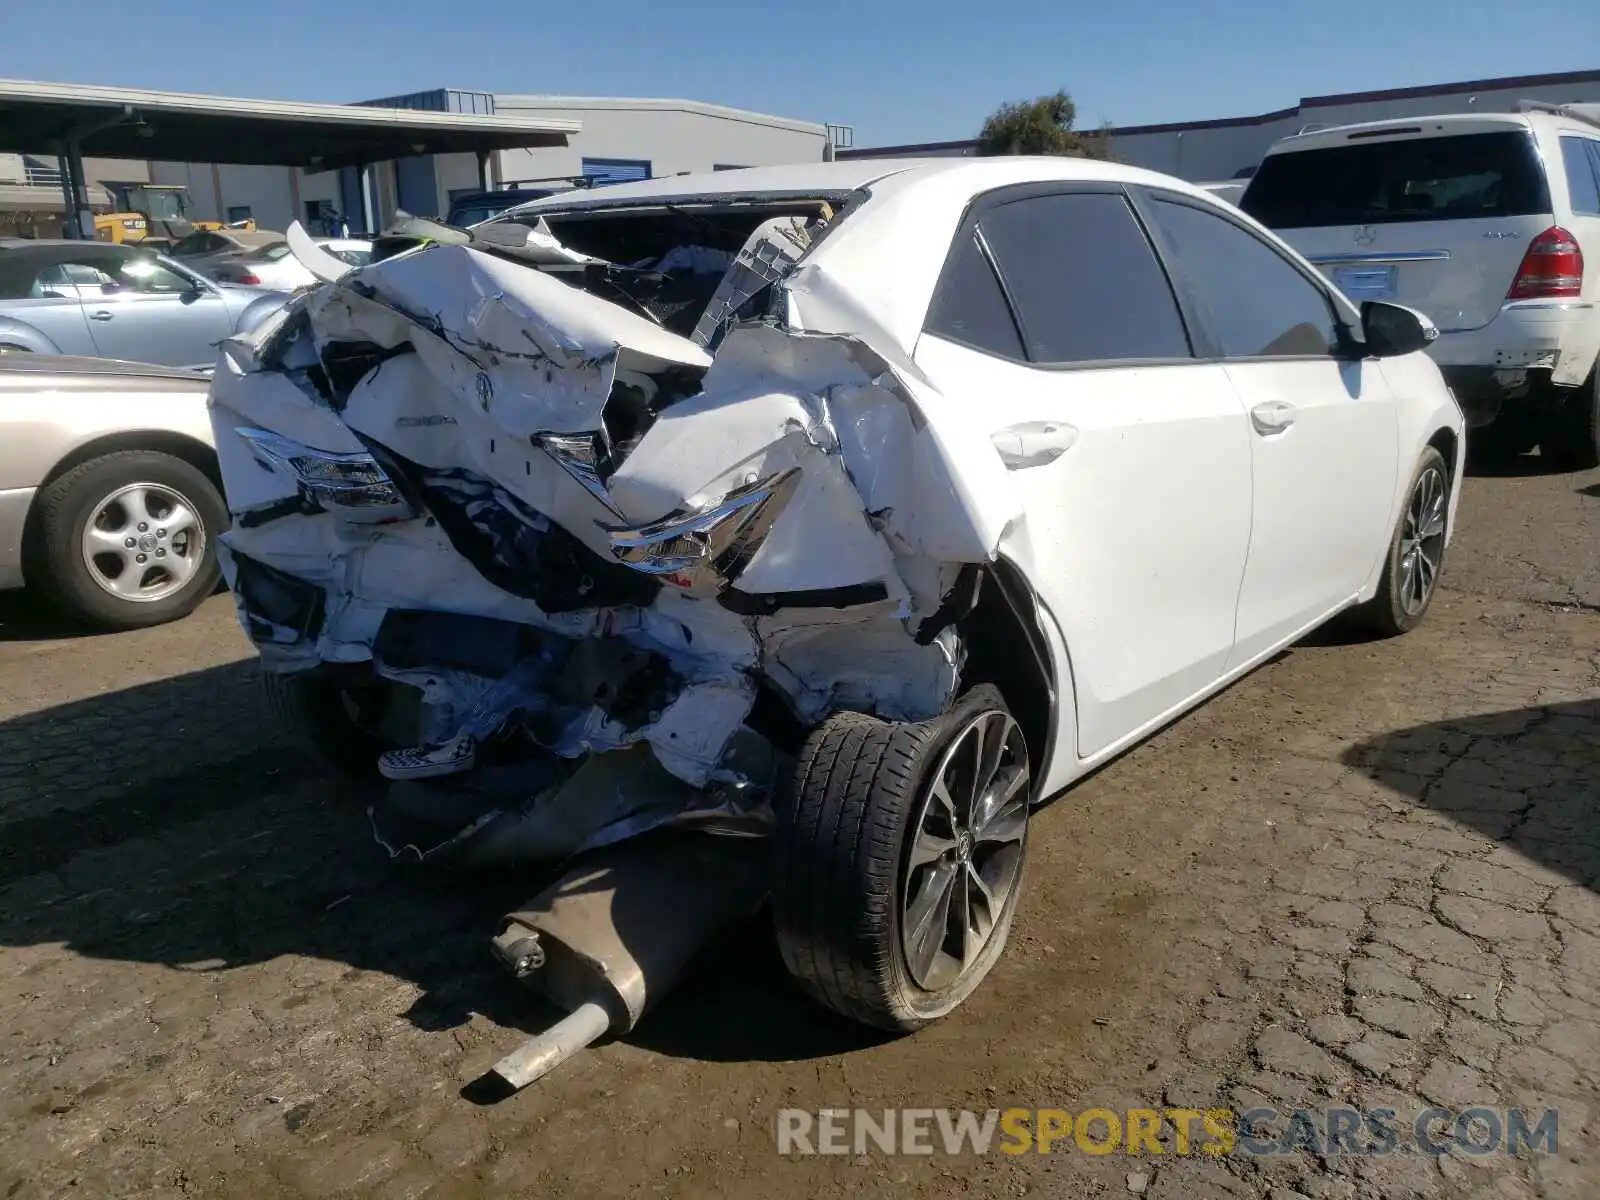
[1514, 99, 1600, 130]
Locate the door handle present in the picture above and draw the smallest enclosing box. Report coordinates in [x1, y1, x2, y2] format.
[1250, 401, 1296, 435]
[89, 310, 114, 321]
[990, 420, 1078, 469]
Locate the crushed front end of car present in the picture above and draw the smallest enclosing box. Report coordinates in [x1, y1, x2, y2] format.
[207, 195, 1036, 1085]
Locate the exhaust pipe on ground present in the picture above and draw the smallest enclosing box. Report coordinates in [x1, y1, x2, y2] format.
[484, 833, 768, 1092]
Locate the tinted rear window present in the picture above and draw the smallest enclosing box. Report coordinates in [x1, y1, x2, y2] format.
[1242, 131, 1551, 228]
[979, 192, 1192, 364]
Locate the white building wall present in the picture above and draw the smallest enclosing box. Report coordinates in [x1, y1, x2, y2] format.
[491, 97, 828, 186]
[148, 161, 295, 229]
[1110, 77, 1600, 183]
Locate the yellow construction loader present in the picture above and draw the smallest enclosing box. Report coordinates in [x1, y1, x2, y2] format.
[92, 183, 256, 248]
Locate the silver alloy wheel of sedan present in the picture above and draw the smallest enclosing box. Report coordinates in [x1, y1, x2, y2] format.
[901, 708, 1030, 992]
[79, 481, 206, 604]
[1398, 462, 1447, 616]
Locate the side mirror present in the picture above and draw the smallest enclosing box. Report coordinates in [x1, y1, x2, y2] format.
[1360, 301, 1437, 358]
[99, 281, 121, 295]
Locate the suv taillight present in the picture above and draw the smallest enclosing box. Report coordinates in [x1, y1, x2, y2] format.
[235, 272, 262, 285]
[1507, 226, 1583, 300]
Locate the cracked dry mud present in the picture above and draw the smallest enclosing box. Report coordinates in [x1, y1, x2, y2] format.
[0, 461, 1596, 1200]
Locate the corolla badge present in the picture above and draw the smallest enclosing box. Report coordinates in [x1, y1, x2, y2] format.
[1353, 226, 1378, 247]
[475, 371, 494, 411]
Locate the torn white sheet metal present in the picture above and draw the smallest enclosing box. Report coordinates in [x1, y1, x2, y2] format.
[606, 382, 901, 597]
[774, 261, 1022, 562]
[756, 603, 962, 724]
[286, 220, 355, 284]
[312, 246, 710, 432]
[691, 321, 1018, 567]
[210, 226, 1013, 829]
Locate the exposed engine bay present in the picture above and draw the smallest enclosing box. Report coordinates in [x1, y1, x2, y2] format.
[208, 193, 1028, 866]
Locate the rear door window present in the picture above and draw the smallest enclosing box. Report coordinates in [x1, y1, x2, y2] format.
[1242, 131, 1552, 228]
[1560, 136, 1600, 216]
[975, 191, 1192, 364]
[923, 229, 1025, 360]
[1147, 197, 1342, 358]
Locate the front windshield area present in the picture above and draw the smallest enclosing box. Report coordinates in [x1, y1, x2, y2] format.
[140, 190, 188, 221]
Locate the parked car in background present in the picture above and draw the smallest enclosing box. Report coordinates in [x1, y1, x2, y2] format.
[214, 158, 1464, 1037]
[1242, 101, 1600, 467]
[209, 238, 371, 290]
[167, 228, 286, 276]
[0, 354, 226, 629]
[0, 240, 287, 370]
[445, 185, 579, 227]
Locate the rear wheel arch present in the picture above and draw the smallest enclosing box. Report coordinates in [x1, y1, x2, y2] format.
[960, 556, 1070, 795]
[1426, 425, 1459, 484]
[1425, 425, 1460, 531]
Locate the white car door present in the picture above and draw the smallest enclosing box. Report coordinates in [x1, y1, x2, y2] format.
[912, 185, 1255, 764]
[1138, 192, 1400, 665]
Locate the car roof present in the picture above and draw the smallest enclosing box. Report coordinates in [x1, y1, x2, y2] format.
[1262, 112, 1536, 155]
[214, 230, 284, 249]
[0, 238, 134, 252]
[504, 156, 1212, 218]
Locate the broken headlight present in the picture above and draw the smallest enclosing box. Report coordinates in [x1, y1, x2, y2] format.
[235, 427, 413, 523]
[602, 467, 799, 588]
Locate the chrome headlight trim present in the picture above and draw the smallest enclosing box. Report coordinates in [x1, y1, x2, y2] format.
[535, 432, 625, 518]
[601, 467, 801, 587]
[235, 426, 413, 522]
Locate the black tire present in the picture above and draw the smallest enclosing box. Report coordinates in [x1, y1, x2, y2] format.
[29, 449, 226, 631]
[1349, 446, 1449, 638]
[772, 685, 1030, 1032]
[1541, 371, 1600, 471]
[262, 668, 397, 779]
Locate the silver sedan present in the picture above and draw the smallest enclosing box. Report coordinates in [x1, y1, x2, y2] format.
[0, 354, 226, 629]
[0, 239, 287, 370]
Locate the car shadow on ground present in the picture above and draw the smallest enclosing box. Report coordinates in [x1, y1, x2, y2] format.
[0, 589, 96, 643]
[1579, 482, 1600, 498]
[1464, 449, 1578, 479]
[1342, 699, 1599, 890]
[0, 661, 885, 1075]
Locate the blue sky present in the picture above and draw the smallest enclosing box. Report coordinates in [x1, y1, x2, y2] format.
[3, 0, 1599, 147]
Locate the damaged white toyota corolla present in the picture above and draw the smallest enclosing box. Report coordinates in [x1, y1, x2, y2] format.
[208, 158, 1464, 1086]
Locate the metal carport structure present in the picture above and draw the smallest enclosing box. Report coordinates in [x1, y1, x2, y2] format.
[0, 79, 581, 237]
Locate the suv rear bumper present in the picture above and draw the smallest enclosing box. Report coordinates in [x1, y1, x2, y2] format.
[1429, 300, 1598, 426]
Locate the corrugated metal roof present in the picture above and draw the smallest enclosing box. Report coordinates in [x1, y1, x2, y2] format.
[0, 79, 578, 170]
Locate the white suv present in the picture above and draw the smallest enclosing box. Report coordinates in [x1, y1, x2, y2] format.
[1242, 102, 1600, 467]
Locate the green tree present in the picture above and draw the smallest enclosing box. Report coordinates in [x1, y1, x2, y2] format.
[977, 91, 1112, 159]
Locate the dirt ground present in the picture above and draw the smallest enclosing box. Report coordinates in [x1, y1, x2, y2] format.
[0, 457, 1596, 1200]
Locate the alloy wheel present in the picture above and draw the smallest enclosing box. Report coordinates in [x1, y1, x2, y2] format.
[1398, 464, 1447, 615]
[79, 481, 206, 604]
[900, 708, 1030, 992]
